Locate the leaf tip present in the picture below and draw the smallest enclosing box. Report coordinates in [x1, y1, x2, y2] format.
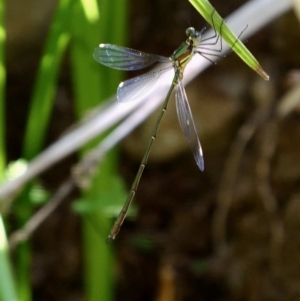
[255, 65, 270, 81]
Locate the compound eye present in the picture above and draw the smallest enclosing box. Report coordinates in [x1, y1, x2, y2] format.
[186, 27, 195, 37]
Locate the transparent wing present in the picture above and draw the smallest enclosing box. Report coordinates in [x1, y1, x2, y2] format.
[175, 80, 204, 171]
[93, 44, 170, 71]
[117, 65, 173, 102]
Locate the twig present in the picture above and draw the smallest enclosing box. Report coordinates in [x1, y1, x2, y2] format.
[255, 116, 284, 265]
[9, 178, 75, 249]
[213, 108, 267, 254]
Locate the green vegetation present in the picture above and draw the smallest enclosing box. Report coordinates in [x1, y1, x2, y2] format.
[0, 0, 128, 300]
[189, 0, 269, 80]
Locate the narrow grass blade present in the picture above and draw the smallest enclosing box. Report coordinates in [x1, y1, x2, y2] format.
[0, 0, 6, 181]
[189, 0, 269, 80]
[0, 215, 19, 301]
[0, 2, 18, 299]
[70, 0, 128, 300]
[14, 1, 72, 300]
[23, 0, 72, 159]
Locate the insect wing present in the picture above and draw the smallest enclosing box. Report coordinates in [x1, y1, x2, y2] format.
[93, 44, 170, 71]
[117, 66, 173, 102]
[175, 80, 204, 171]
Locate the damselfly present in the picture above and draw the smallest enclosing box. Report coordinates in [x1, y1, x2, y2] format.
[93, 19, 223, 242]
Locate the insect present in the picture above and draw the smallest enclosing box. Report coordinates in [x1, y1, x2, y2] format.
[93, 16, 224, 242]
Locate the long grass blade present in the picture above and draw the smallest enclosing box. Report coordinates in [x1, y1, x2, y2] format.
[0, 1, 19, 301]
[70, 0, 128, 300]
[0, 0, 6, 181]
[23, 0, 72, 159]
[0, 215, 18, 301]
[189, 0, 269, 80]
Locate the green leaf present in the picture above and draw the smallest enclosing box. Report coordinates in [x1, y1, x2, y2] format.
[23, 0, 72, 159]
[0, 0, 6, 182]
[189, 0, 269, 80]
[0, 215, 18, 301]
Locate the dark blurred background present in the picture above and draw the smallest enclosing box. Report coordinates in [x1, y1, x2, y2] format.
[5, 0, 300, 300]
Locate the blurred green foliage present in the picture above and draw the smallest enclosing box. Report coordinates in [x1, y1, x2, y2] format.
[0, 0, 128, 300]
